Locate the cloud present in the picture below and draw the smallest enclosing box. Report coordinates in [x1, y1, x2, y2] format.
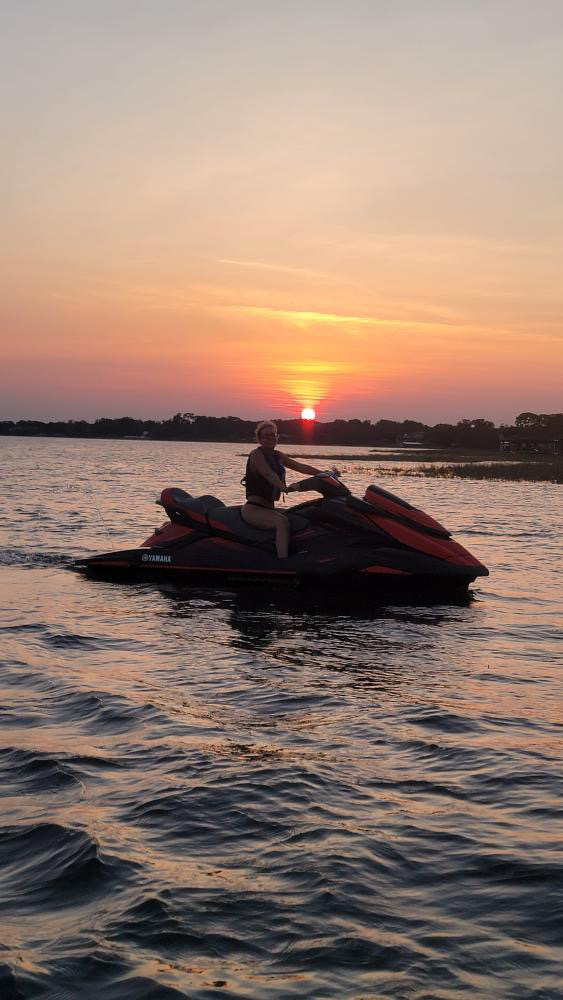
[232, 304, 467, 331]
[217, 258, 329, 280]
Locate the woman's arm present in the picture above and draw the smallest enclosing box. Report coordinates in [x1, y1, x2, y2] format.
[282, 454, 322, 476]
[251, 449, 287, 491]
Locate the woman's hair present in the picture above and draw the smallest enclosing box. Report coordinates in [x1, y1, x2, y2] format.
[255, 420, 278, 441]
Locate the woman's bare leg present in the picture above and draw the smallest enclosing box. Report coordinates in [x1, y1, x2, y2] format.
[240, 505, 290, 558]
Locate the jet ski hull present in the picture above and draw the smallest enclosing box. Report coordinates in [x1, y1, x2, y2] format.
[76, 548, 485, 596]
[76, 561, 480, 599]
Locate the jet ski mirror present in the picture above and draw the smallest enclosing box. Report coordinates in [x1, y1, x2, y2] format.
[293, 473, 351, 498]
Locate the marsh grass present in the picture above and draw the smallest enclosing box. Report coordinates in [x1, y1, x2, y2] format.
[259, 450, 562, 483]
[346, 461, 561, 482]
[418, 461, 562, 483]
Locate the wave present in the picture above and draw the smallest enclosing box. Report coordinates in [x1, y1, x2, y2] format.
[0, 823, 138, 912]
[0, 548, 73, 570]
[0, 748, 82, 797]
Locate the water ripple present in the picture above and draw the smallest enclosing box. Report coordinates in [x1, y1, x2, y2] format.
[0, 823, 138, 912]
[0, 438, 561, 998]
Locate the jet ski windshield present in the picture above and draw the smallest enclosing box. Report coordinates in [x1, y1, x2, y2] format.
[294, 473, 351, 498]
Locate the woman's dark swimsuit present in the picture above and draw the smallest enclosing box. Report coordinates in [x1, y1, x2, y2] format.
[242, 448, 286, 502]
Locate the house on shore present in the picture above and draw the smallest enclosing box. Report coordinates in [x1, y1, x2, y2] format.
[500, 432, 561, 456]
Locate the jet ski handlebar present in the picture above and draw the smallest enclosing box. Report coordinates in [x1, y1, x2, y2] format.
[291, 472, 351, 498]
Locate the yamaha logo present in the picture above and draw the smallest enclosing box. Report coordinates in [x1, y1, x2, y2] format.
[142, 552, 172, 563]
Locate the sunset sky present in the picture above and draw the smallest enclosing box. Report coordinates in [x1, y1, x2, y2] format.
[2, 1, 562, 424]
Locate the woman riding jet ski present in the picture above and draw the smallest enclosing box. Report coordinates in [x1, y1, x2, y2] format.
[240, 419, 331, 559]
[75, 468, 489, 598]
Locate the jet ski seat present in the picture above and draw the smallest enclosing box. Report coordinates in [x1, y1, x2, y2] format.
[159, 488, 225, 525]
[207, 507, 277, 543]
[206, 506, 310, 545]
[160, 489, 310, 544]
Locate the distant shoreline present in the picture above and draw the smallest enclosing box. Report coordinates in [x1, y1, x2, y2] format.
[2, 412, 561, 466]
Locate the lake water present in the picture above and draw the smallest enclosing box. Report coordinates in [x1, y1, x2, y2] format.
[0, 437, 561, 999]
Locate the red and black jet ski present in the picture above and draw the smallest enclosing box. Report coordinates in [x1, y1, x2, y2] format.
[75, 474, 488, 597]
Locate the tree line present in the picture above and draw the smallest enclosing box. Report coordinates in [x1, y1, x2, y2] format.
[1, 412, 561, 450]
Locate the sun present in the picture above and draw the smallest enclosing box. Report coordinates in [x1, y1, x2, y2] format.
[301, 407, 316, 420]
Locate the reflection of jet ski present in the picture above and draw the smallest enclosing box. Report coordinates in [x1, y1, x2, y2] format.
[75, 474, 488, 597]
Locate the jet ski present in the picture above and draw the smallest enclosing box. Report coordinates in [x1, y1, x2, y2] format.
[75, 474, 489, 596]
